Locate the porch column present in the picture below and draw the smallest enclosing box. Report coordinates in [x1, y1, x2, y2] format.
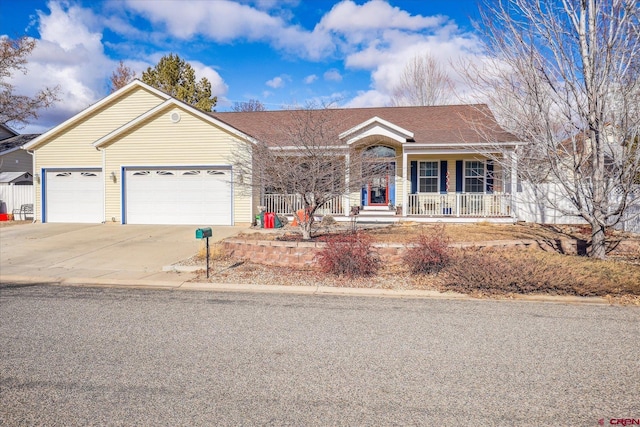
[344, 153, 350, 217]
[402, 150, 408, 216]
[510, 150, 518, 216]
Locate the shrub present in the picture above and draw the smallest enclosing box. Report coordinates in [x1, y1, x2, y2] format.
[316, 232, 380, 277]
[321, 214, 336, 226]
[403, 225, 451, 274]
[198, 242, 227, 261]
[277, 215, 288, 226]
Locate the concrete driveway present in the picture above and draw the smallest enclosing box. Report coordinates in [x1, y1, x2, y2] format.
[0, 223, 243, 284]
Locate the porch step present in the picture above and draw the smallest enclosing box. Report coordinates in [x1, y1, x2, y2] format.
[358, 209, 397, 216]
[361, 205, 393, 211]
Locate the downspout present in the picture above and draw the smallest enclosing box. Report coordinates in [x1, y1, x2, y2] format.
[99, 146, 106, 223]
[26, 149, 37, 223]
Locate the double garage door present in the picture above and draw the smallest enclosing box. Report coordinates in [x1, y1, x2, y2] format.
[124, 167, 232, 225]
[45, 167, 232, 225]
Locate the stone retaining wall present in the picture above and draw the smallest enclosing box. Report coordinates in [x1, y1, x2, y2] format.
[222, 238, 548, 269]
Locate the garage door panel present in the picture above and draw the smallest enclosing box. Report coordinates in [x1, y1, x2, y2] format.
[46, 170, 103, 223]
[125, 168, 232, 225]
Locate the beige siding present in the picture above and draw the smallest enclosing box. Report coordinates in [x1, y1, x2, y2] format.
[32, 87, 166, 221]
[103, 106, 252, 224]
[0, 150, 32, 173]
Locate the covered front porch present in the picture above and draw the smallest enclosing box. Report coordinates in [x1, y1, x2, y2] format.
[261, 192, 514, 221]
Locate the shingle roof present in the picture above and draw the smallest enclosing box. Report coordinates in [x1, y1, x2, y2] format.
[209, 104, 517, 146]
[0, 134, 40, 154]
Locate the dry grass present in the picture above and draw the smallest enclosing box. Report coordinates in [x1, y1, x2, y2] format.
[441, 248, 640, 298]
[235, 221, 619, 244]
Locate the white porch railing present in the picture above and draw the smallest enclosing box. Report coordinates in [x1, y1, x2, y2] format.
[407, 193, 512, 217]
[262, 194, 343, 216]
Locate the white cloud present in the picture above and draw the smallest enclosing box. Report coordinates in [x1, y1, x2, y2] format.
[123, 0, 334, 60]
[343, 89, 391, 108]
[318, 0, 444, 34]
[5, 1, 112, 131]
[323, 69, 342, 82]
[189, 61, 229, 98]
[5, 1, 232, 132]
[304, 74, 318, 84]
[266, 76, 284, 88]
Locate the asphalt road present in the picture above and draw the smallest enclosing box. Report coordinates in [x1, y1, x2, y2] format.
[1, 284, 638, 426]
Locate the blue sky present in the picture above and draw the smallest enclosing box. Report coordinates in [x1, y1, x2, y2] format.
[1, 0, 487, 133]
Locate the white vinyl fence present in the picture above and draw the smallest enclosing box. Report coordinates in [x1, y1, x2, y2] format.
[0, 184, 34, 217]
[515, 182, 640, 233]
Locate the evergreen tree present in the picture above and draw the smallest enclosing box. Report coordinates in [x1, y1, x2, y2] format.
[141, 54, 217, 111]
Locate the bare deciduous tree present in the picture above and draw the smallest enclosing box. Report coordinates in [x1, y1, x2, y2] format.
[109, 60, 136, 93]
[232, 99, 265, 112]
[462, 0, 640, 259]
[0, 36, 59, 126]
[390, 53, 454, 107]
[232, 104, 377, 240]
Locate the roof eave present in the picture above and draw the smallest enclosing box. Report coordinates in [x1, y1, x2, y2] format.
[93, 98, 257, 148]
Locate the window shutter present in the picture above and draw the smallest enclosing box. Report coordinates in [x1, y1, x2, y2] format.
[440, 160, 448, 193]
[455, 160, 463, 193]
[410, 161, 418, 194]
[486, 159, 494, 194]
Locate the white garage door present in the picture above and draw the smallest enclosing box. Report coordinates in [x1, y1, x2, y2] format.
[125, 168, 232, 225]
[45, 169, 104, 223]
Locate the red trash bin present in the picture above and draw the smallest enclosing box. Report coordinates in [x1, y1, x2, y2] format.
[264, 212, 275, 229]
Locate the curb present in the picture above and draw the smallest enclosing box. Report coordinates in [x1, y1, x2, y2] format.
[0, 273, 614, 305]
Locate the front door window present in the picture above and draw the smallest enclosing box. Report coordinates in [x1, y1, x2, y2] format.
[369, 163, 393, 205]
[362, 146, 396, 206]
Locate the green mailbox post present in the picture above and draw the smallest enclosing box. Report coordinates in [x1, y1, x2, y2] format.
[196, 227, 212, 239]
[196, 227, 213, 278]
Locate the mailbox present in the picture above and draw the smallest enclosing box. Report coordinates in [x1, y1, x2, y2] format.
[196, 227, 212, 239]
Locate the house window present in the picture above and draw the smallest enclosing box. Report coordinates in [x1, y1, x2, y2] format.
[465, 161, 485, 193]
[418, 161, 439, 193]
[363, 145, 396, 158]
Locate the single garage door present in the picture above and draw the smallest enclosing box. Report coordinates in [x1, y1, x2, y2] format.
[45, 169, 104, 223]
[125, 167, 232, 225]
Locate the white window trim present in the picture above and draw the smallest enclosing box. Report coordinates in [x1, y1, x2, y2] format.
[463, 160, 486, 194]
[417, 160, 440, 194]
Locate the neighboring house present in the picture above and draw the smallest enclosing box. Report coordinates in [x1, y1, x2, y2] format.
[22, 79, 523, 225]
[0, 128, 37, 214]
[0, 132, 38, 174]
[0, 123, 17, 141]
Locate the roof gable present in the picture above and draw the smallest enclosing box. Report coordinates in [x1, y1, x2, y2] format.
[0, 134, 39, 155]
[0, 124, 18, 140]
[339, 116, 414, 145]
[23, 80, 170, 150]
[93, 97, 254, 148]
